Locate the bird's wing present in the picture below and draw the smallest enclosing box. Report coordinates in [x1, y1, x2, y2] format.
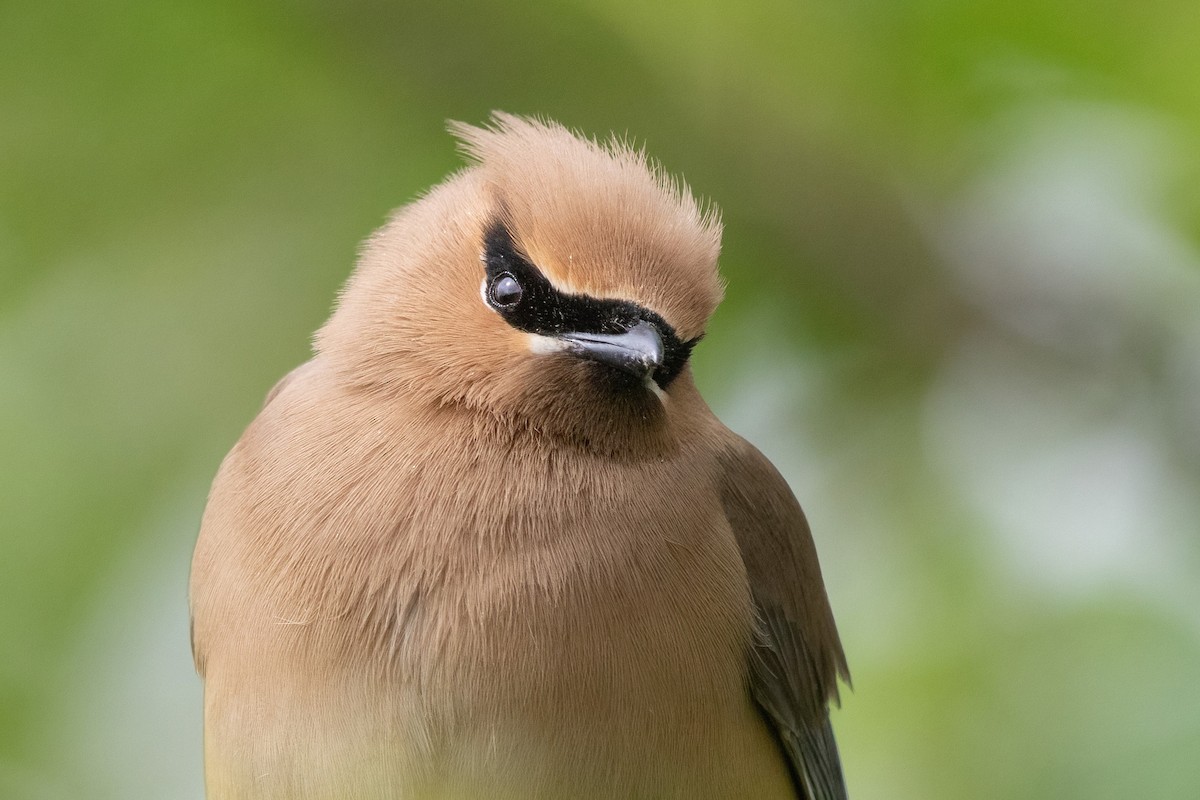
[717, 434, 851, 800]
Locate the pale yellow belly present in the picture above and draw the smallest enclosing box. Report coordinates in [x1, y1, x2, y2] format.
[203, 675, 796, 800]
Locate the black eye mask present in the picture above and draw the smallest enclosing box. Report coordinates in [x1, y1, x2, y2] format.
[481, 220, 697, 390]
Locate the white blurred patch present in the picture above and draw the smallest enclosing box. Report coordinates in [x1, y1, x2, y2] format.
[934, 101, 1200, 360]
[49, 482, 206, 800]
[923, 335, 1193, 597]
[924, 100, 1200, 620]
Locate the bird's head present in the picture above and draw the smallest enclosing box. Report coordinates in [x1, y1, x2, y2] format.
[317, 113, 723, 447]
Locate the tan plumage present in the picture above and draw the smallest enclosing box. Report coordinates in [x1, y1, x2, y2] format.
[190, 113, 849, 800]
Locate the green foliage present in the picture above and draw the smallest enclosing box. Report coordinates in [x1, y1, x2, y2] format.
[2, 1, 1198, 797]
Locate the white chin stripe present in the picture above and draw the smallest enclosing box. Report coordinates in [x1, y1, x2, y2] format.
[645, 377, 667, 403]
[527, 333, 567, 355]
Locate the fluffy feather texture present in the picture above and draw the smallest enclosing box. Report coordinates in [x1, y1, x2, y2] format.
[191, 113, 848, 799]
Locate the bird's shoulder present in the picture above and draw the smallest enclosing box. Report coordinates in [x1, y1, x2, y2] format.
[712, 430, 847, 687]
[711, 428, 851, 800]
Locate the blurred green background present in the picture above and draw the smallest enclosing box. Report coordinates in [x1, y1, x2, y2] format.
[3, 1, 1200, 798]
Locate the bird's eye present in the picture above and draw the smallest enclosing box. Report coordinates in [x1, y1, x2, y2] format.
[489, 273, 523, 308]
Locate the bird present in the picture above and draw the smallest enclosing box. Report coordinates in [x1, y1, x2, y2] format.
[189, 112, 850, 800]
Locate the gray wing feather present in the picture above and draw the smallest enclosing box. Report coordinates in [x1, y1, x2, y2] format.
[718, 436, 850, 800]
[751, 607, 848, 800]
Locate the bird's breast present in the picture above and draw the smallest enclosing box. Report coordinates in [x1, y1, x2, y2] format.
[196, 402, 793, 798]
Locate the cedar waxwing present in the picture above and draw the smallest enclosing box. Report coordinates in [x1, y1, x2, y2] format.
[190, 113, 850, 800]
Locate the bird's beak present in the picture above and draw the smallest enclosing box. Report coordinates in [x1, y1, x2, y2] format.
[559, 321, 664, 381]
